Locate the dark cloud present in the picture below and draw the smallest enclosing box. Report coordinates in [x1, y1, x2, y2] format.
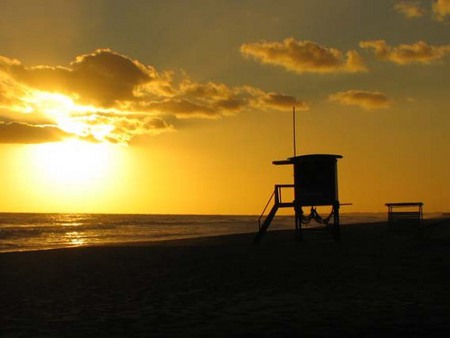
[10, 49, 156, 107]
[0, 49, 305, 144]
[262, 93, 308, 110]
[0, 122, 72, 143]
[69, 49, 156, 106]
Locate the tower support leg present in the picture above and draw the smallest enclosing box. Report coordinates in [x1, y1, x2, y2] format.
[294, 203, 303, 242]
[333, 202, 341, 241]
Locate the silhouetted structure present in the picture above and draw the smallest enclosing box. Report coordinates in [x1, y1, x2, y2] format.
[255, 154, 343, 244]
[385, 202, 423, 227]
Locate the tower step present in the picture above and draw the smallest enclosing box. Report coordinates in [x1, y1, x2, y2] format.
[253, 204, 279, 244]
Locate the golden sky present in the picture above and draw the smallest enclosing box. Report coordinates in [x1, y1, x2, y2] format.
[0, 0, 449, 214]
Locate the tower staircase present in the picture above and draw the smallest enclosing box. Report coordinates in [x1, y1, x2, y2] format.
[254, 185, 294, 244]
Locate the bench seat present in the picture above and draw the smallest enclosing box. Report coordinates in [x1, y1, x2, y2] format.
[385, 203, 423, 226]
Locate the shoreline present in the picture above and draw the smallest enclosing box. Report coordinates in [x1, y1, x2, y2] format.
[1, 219, 450, 336]
[1, 216, 447, 255]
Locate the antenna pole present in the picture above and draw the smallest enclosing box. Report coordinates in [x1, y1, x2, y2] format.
[293, 106, 297, 157]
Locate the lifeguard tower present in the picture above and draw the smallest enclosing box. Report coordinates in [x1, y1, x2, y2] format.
[254, 154, 343, 243]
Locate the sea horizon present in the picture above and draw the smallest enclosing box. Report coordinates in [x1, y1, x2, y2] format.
[1, 211, 446, 254]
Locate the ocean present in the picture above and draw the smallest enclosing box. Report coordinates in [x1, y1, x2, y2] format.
[0, 212, 403, 253]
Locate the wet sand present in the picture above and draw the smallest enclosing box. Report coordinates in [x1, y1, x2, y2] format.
[1, 219, 450, 337]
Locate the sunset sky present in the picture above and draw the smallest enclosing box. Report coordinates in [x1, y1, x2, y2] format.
[0, 0, 449, 214]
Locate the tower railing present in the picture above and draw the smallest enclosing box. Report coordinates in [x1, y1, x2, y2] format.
[258, 184, 294, 228]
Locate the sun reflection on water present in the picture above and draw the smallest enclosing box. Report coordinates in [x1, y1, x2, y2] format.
[65, 231, 86, 246]
[60, 222, 83, 227]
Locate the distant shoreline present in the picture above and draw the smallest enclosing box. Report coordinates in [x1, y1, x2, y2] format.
[0, 214, 450, 255]
[0, 211, 448, 215]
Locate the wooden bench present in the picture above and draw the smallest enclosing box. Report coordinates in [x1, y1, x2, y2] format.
[385, 202, 423, 227]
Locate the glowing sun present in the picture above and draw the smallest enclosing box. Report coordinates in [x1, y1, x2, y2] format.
[32, 140, 114, 188]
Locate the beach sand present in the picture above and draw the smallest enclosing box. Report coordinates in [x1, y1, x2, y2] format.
[1, 219, 450, 337]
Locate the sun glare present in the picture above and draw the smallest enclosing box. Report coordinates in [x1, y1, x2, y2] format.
[21, 90, 115, 141]
[6, 88, 137, 211]
[27, 140, 125, 212]
[8, 139, 132, 212]
[32, 140, 113, 188]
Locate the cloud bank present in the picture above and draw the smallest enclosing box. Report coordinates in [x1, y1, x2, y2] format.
[240, 38, 367, 74]
[360, 40, 450, 64]
[0, 49, 307, 144]
[328, 90, 392, 110]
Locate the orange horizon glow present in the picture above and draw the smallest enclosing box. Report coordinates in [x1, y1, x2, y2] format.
[0, 1, 449, 215]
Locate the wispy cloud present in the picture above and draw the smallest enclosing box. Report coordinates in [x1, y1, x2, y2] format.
[359, 40, 450, 64]
[328, 90, 392, 110]
[394, 1, 426, 18]
[240, 38, 367, 74]
[433, 0, 450, 21]
[0, 49, 307, 144]
[394, 0, 450, 22]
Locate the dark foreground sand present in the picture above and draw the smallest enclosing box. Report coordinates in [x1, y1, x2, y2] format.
[2, 219, 450, 337]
